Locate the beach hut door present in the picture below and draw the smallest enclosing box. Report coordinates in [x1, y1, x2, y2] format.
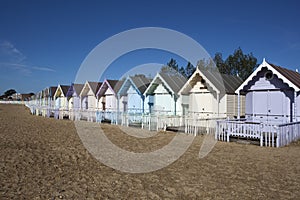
[253, 91, 284, 123]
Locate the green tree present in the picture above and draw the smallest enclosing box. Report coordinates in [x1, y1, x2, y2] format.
[167, 58, 179, 72]
[224, 48, 257, 80]
[213, 53, 230, 74]
[178, 66, 186, 77]
[185, 62, 195, 78]
[4, 89, 16, 97]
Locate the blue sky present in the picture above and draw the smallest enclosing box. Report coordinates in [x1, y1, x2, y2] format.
[0, 0, 299, 94]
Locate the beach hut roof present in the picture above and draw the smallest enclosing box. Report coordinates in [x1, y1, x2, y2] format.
[80, 81, 102, 96]
[118, 75, 151, 97]
[54, 85, 70, 98]
[179, 67, 243, 95]
[66, 83, 84, 97]
[236, 59, 300, 93]
[96, 79, 124, 97]
[144, 72, 187, 96]
[49, 86, 57, 98]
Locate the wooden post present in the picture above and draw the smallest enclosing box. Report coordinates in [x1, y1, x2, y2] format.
[217, 93, 220, 117]
[116, 94, 120, 125]
[237, 91, 240, 119]
[294, 91, 297, 122]
[174, 95, 177, 116]
[142, 96, 145, 114]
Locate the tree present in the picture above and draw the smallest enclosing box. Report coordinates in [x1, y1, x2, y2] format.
[167, 58, 179, 72]
[161, 58, 186, 77]
[185, 62, 195, 78]
[178, 66, 186, 77]
[4, 89, 16, 97]
[224, 47, 257, 80]
[213, 53, 230, 74]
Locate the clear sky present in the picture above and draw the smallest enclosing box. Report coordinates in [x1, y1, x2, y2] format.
[0, 0, 299, 94]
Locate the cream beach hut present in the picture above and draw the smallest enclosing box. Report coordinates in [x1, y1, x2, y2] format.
[179, 67, 244, 119]
[79, 81, 102, 111]
[79, 81, 101, 121]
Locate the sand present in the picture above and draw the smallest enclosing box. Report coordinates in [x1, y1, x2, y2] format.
[0, 104, 299, 199]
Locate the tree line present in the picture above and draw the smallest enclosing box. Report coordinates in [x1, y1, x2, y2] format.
[161, 47, 258, 80]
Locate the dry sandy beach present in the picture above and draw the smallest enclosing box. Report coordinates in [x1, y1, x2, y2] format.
[0, 104, 300, 199]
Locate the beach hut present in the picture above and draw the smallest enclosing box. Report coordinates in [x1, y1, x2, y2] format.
[178, 67, 244, 135]
[79, 81, 101, 121]
[179, 67, 244, 119]
[117, 75, 151, 114]
[35, 90, 43, 116]
[44, 86, 57, 117]
[144, 71, 187, 116]
[80, 81, 102, 110]
[216, 59, 300, 147]
[117, 75, 151, 125]
[66, 83, 84, 120]
[96, 79, 119, 111]
[53, 85, 70, 119]
[66, 83, 84, 110]
[236, 59, 300, 123]
[95, 79, 124, 122]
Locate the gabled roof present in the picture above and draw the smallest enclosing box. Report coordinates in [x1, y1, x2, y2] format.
[49, 86, 57, 98]
[118, 75, 151, 97]
[60, 85, 70, 96]
[270, 64, 300, 89]
[54, 85, 70, 97]
[66, 83, 84, 97]
[236, 59, 300, 93]
[179, 67, 243, 95]
[80, 81, 102, 96]
[96, 79, 124, 97]
[144, 72, 187, 96]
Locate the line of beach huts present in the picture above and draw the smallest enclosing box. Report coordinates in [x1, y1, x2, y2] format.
[18, 59, 300, 147]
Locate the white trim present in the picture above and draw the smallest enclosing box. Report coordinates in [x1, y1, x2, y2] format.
[178, 67, 220, 95]
[143, 73, 175, 96]
[235, 59, 300, 93]
[53, 85, 64, 98]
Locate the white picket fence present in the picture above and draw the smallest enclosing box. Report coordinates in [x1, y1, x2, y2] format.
[216, 120, 300, 147]
[17, 102, 300, 147]
[0, 100, 25, 104]
[185, 117, 226, 136]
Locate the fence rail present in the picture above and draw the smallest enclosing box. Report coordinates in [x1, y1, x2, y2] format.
[7, 102, 300, 147]
[216, 120, 300, 147]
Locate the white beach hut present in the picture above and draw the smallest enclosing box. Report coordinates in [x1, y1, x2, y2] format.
[216, 59, 300, 147]
[66, 83, 84, 120]
[53, 85, 70, 119]
[79, 81, 101, 121]
[95, 79, 124, 122]
[66, 83, 84, 111]
[236, 59, 300, 123]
